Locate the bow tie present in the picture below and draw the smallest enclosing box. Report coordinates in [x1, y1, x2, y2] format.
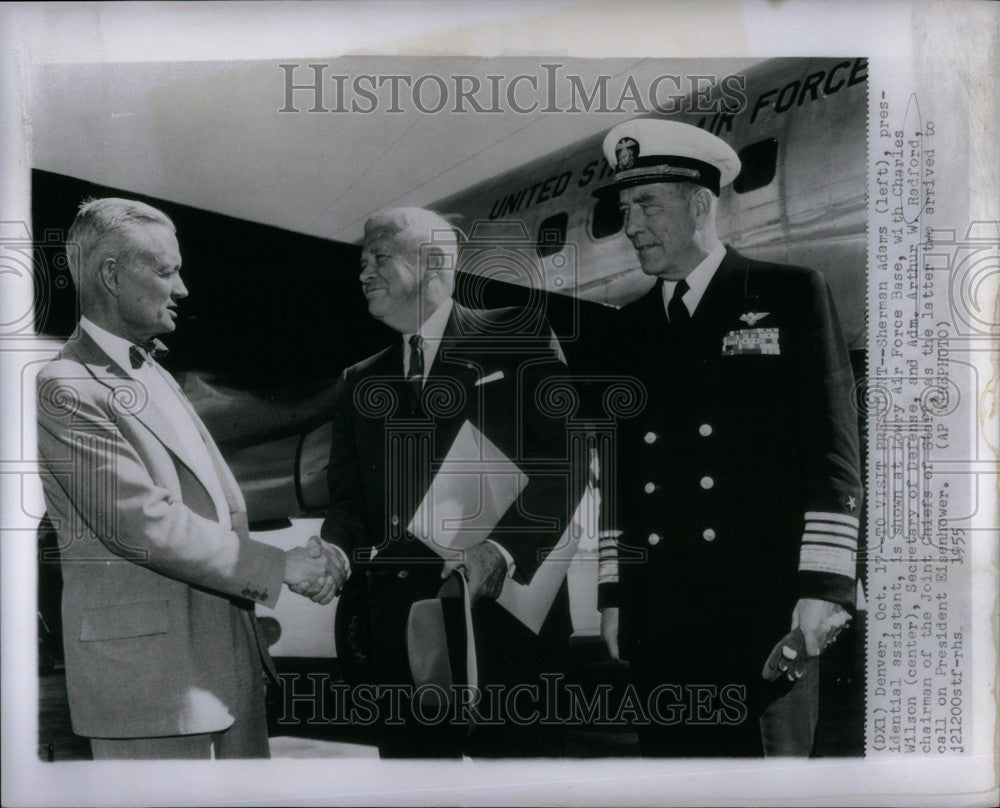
[129, 339, 169, 369]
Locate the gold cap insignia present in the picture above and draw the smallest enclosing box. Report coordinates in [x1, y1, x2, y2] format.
[615, 137, 640, 171]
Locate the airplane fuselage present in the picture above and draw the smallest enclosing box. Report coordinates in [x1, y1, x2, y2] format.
[433, 57, 868, 350]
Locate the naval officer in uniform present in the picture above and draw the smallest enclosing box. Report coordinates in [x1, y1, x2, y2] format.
[591, 120, 863, 756]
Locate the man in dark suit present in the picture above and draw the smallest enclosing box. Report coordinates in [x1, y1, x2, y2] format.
[318, 207, 580, 757]
[591, 120, 862, 756]
[36, 198, 344, 759]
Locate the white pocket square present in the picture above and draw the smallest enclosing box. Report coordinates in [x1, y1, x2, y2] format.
[474, 371, 504, 386]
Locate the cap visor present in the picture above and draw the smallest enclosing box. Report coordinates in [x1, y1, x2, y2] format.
[591, 174, 694, 200]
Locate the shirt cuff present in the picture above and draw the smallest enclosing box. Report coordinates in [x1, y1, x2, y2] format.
[798, 510, 858, 579]
[797, 510, 858, 609]
[598, 530, 620, 587]
[485, 539, 516, 578]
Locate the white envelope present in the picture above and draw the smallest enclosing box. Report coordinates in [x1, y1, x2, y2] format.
[407, 420, 526, 557]
[408, 420, 599, 635]
[495, 482, 599, 634]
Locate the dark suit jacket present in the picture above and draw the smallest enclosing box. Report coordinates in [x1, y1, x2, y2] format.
[595, 248, 862, 667]
[36, 329, 283, 738]
[322, 303, 583, 684]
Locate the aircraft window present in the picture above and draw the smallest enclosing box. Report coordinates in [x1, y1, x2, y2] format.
[591, 194, 624, 239]
[733, 138, 779, 193]
[536, 212, 568, 257]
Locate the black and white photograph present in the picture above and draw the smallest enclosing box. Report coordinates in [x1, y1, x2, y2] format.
[1, 2, 996, 806]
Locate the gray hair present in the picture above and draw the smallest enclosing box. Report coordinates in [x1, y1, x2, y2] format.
[65, 197, 175, 285]
[363, 207, 460, 277]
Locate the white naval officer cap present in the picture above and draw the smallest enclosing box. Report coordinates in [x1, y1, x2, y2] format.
[592, 119, 741, 199]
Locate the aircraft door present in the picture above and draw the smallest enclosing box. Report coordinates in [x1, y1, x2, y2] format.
[295, 421, 333, 514]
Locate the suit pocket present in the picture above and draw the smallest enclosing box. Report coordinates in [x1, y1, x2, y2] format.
[80, 600, 170, 641]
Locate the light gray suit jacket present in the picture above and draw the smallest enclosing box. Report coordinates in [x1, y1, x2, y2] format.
[36, 329, 285, 739]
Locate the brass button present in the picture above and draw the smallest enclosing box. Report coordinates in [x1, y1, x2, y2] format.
[390, 515, 399, 526]
[699, 423, 713, 437]
[702, 528, 716, 542]
[644, 482, 656, 494]
[700, 476, 714, 490]
[397, 570, 409, 580]
[648, 533, 661, 546]
[644, 431, 657, 444]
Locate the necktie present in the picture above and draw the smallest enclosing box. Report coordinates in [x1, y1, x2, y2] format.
[667, 279, 690, 327]
[129, 338, 169, 369]
[406, 334, 424, 411]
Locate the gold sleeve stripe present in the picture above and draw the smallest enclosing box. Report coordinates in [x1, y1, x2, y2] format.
[598, 531, 619, 585]
[805, 510, 859, 527]
[802, 532, 857, 550]
[805, 520, 858, 539]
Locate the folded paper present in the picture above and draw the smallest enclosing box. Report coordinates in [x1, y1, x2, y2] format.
[408, 420, 598, 634]
[407, 420, 526, 556]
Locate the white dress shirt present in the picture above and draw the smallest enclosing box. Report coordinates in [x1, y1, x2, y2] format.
[79, 317, 232, 531]
[661, 242, 727, 319]
[402, 297, 453, 380]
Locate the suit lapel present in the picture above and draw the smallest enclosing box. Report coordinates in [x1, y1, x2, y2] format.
[162, 374, 248, 520]
[65, 331, 229, 511]
[636, 279, 667, 321]
[426, 304, 481, 454]
[352, 341, 403, 459]
[626, 280, 671, 349]
[688, 248, 749, 354]
[693, 248, 748, 321]
[379, 338, 408, 414]
[428, 303, 480, 385]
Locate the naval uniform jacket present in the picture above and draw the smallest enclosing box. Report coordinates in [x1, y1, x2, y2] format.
[321, 304, 581, 688]
[598, 247, 862, 669]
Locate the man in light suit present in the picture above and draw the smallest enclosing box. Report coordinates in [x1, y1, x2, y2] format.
[36, 198, 345, 759]
[319, 207, 582, 757]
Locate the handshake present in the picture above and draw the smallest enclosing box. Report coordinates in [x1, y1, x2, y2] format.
[282, 536, 350, 605]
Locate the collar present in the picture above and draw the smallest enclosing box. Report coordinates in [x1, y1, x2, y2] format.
[410, 297, 454, 343]
[79, 316, 146, 378]
[661, 242, 726, 318]
[402, 297, 454, 377]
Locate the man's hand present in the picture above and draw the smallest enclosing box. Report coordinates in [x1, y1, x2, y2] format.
[791, 597, 851, 657]
[284, 537, 348, 605]
[600, 606, 620, 661]
[441, 542, 507, 603]
[763, 599, 851, 681]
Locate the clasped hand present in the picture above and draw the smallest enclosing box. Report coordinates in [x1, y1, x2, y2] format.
[283, 536, 349, 605]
